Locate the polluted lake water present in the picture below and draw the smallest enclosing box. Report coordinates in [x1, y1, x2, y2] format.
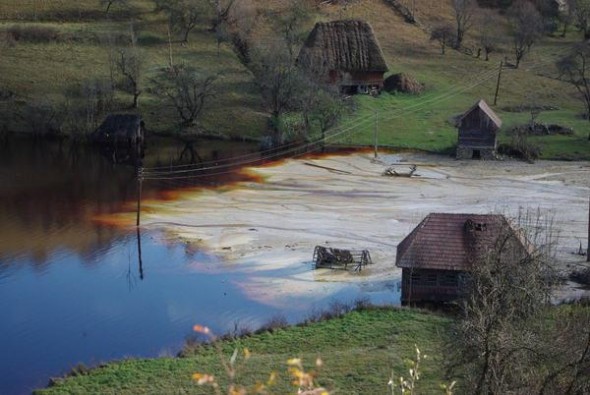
[0, 140, 399, 395]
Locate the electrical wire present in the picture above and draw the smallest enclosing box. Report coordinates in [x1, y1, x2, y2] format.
[141, 43, 578, 181]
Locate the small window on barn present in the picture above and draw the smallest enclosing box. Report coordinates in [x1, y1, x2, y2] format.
[474, 222, 487, 231]
[457, 272, 472, 291]
[440, 272, 459, 287]
[465, 219, 487, 232]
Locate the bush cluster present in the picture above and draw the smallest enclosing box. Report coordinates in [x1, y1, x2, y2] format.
[6, 25, 61, 43]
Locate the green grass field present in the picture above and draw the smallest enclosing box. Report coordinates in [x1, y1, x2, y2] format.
[332, 32, 590, 159]
[34, 307, 453, 395]
[0, 0, 266, 139]
[0, 0, 588, 156]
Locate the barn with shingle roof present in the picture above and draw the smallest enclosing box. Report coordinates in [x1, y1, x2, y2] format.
[396, 213, 530, 304]
[456, 99, 502, 160]
[297, 19, 388, 94]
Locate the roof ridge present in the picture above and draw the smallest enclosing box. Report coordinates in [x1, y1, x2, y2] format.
[456, 99, 502, 129]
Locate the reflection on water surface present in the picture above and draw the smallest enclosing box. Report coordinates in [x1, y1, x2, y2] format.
[0, 138, 398, 395]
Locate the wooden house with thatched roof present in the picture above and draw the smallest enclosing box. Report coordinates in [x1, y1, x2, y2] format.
[396, 213, 530, 305]
[456, 99, 502, 160]
[298, 19, 388, 94]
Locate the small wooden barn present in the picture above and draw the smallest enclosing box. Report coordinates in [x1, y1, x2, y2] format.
[91, 114, 145, 147]
[456, 99, 502, 160]
[395, 213, 529, 305]
[90, 114, 145, 164]
[298, 19, 389, 94]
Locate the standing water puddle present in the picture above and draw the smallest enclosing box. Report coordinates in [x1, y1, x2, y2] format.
[0, 139, 398, 395]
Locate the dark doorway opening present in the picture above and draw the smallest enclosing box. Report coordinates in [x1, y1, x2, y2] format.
[472, 149, 481, 159]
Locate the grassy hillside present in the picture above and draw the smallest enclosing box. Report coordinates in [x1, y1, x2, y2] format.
[321, 0, 590, 159]
[0, 0, 266, 139]
[0, 0, 588, 158]
[34, 307, 453, 395]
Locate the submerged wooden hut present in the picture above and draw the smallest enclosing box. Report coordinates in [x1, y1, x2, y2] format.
[298, 20, 389, 94]
[456, 99, 502, 160]
[90, 114, 145, 164]
[395, 213, 530, 305]
[91, 114, 145, 147]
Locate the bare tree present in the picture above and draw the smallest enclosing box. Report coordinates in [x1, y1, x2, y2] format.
[108, 24, 142, 109]
[209, 0, 235, 31]
[115, 48, 142, 108]
[155, 0, 210, 43]
[508, 0, 544, 68]
[451, 210, 556, 395]
[207, 0, 236, 54]
[310, 88, 345, 151]
[278, 0, 313, 61]
[296, 75, 344, 141]
[532, 0, 561, 33]
[452, 0, 477, 49]
[560, 0, 576, 36]
[477, 9, 500, 61]
[557, 42, 590, 140]
[538, 304, 590, 394]
[570, 0, 590, 39]
[100, 0, 128, 14]
[250, 43, 304, 124]
[226, 0, 256, 64]
[153, 65, 217, 127]
[430, 24, 455, 55]
[23, 100, 67, 138]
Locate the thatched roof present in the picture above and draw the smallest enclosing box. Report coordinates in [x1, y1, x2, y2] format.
[298, 20, 388, 73]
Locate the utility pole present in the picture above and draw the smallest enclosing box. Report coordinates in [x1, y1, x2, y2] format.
[587, 195, 589, 262]
[373, 111, 379, 158]
[493, 61, 503, 106]
[136, 166, 143, 227]
[167, 23, 174, 71]
[137, 226, 144, 280]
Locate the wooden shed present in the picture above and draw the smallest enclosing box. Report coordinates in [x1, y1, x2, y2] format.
[395, 213, 529, 305]
[91, 114, 145, 146]
[297, 19, 389, 94]
[456, 99, 502, 160]
[90, 114, 145, 164]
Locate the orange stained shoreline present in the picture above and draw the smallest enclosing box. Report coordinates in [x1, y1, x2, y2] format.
[90, 148, 376, 228]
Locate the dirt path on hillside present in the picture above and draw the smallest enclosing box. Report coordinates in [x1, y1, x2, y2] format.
[141, 153, 590, 307]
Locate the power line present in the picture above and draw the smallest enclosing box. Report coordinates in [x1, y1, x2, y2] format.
[141, 44, 576, 181]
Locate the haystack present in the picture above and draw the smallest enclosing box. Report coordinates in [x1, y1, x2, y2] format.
[383, 73, 424, 94]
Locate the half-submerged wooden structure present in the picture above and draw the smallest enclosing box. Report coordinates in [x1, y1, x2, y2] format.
[382, 165, 417, 177]
[455, 99, 502, 160]
[90, 114, 145, 164]
[298, 20, 389, 94]
[395, 213, 530, 305]
[313, 245, 373, 272]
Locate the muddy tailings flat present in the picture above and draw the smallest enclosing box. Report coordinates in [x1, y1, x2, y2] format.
[137, 153, 590, 305]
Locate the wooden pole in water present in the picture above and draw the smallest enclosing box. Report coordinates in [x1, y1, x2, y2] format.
[136, 167, 143, 227]
[137, 226, 144, 280]
[587, 194, 589, 262]
[493, 61, 503, 106]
